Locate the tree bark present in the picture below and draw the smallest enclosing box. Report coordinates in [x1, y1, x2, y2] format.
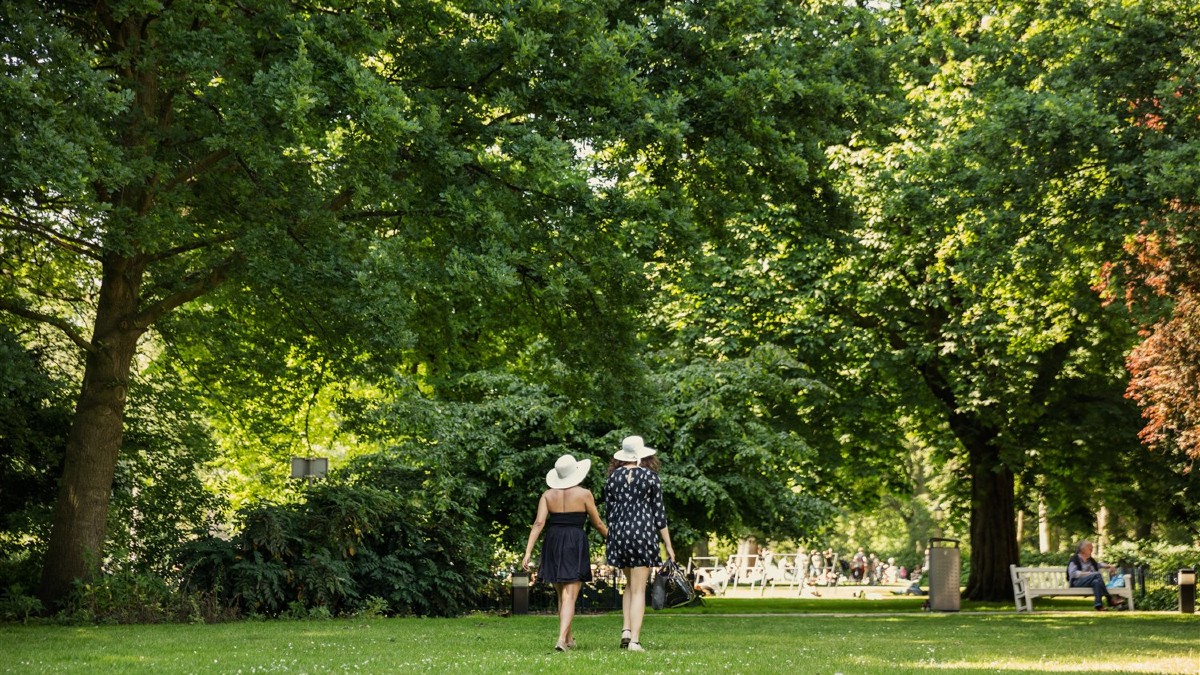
[910, 352, 1021, 602]
[962, 436, 1019, 601]
[1038, 496, 1052, 553]
[39, 255, 145, 607]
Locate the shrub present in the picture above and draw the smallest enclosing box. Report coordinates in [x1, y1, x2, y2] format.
[0, 585, 44, 623]
[1104, 541, 1200, 611]
[57, 570, 238, 624]
[178, 460, 494, 618]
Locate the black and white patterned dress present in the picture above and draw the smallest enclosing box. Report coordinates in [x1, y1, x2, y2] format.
[604, 466, 668, 568]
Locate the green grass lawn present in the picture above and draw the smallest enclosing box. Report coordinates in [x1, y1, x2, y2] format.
[1, 602, 1197, 674]
[670, 595, 1128, 614]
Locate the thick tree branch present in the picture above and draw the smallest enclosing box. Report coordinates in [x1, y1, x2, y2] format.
[464, 162, 567, 204]
[141, 231, 240, 264]
[2, 274, 89, 304]
[837, 300, 962, 415]
[342, 209, 410, 221]
[0, 297, 95, 353]
[162, 149, 233, 193]
[133, 254, 240, 330]
[327, 188, 355, 212]
[1026, 338, 1073, 410]
[0, 214, 103, 260]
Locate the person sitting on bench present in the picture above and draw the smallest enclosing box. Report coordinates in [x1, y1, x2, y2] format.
[1068, 540, 1125, 611]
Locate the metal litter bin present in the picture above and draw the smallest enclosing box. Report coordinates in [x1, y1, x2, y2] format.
[511, 571, 530, 615]
[928, 537, 961, 612]
[1180, 568, 1195, 614]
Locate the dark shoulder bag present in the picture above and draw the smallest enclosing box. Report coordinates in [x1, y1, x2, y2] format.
[649, 561, 695, 610]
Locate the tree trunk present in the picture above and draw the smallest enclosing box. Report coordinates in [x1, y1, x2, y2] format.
[1015, 507, 1024, 547]
[39, 256, 144, 607]
[962, 437, 1019, 601]
[1038, 496, 1052, 553]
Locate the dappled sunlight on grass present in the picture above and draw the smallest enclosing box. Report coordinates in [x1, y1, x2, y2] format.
[2, 609, 1197, 673]
[912, 656, 1198, 672]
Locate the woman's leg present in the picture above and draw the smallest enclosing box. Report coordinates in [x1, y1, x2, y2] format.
[619, 569, 633, 647]
[623, 566, 651, 646]
[556, 582, 581, 646]
[621, 569, 633, 630]
[552, 583, 568, 647]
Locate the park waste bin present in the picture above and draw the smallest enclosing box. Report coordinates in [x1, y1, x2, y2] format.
[928, 537, 961, 611]
[1180, 568, 1195, 614]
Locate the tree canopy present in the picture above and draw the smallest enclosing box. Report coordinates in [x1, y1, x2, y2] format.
[2, 0, 1199, 611]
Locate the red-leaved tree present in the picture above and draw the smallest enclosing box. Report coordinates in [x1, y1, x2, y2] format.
[1122, 223, 1200, 464]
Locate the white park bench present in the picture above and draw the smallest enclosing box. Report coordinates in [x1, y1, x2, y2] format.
[1009, 564, 1135, 612]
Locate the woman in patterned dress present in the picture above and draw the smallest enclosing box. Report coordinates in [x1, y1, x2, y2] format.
[604, 435, 676, 652]
[522, 454, 608, 652]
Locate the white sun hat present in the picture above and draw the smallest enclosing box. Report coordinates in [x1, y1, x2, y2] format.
[613, 435, 657, 463]
[546, 454, 592, 489]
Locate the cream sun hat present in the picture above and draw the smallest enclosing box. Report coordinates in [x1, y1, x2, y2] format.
[613, 435, 657, 463]
[546, 454, 592, 489]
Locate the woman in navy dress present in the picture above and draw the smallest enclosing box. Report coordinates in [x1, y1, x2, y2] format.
[604, 435, 676, 652]
[522, 454, 608, 652]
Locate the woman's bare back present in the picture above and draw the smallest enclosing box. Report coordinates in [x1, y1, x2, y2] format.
[545, 486, 592, 513]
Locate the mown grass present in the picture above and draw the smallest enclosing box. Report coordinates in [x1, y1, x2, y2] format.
[675, 595, 1107, 614]
[1, 604, 1197, 674]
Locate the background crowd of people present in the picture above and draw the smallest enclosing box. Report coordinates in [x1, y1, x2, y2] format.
[682, 544, 930, 595]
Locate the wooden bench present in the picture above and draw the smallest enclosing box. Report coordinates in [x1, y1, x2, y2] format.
[1009, 564, 1135, 612]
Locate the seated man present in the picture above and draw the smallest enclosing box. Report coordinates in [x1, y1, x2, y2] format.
[1068, 540, 1125, 611]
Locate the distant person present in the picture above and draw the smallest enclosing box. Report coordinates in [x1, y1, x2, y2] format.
[851, 548, 866, 583]
[1068, 540, 1125, 611]
[810, 549, 824, 580]
[522, 454, 609, 651]
[604, 435, 676, 652]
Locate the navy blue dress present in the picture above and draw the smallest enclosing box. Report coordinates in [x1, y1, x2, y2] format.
[538, 512, 593, 583]
[604, 467, 668, 568]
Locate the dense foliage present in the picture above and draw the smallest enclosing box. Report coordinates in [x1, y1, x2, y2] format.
[2, 0, 1200, 616]
[178, 461, 492, 618]
[0, 327, 69, 590]
[0, 0, 664, 604]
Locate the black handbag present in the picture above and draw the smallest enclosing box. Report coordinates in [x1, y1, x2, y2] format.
[649, 560, 695, 610]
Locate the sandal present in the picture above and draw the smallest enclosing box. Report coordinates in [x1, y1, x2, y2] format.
[620, 629, 631, 649]
[627, 641, 645, 652]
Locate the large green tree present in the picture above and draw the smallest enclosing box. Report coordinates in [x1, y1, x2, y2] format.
[0, 0, 661, 605]
[638, 0, 1200, 601]
[629, 0, 899, 522]
[824, 0, 1200, 598]
[299, 0, 894, 557]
